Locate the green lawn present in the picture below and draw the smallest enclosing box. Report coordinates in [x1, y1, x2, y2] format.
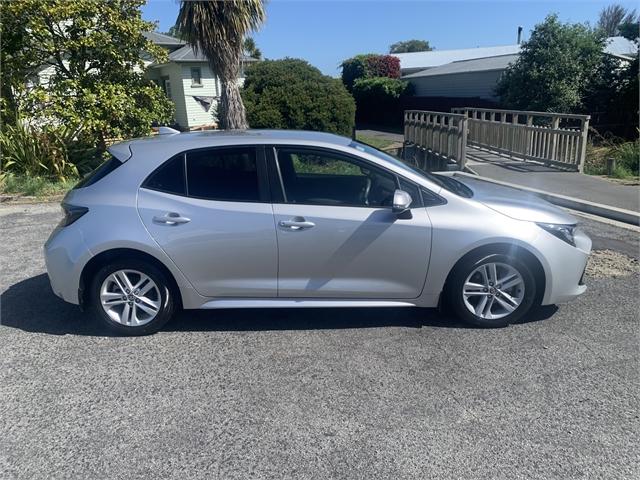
[355, 134, 397, 151]
[0, 174, 77, 197]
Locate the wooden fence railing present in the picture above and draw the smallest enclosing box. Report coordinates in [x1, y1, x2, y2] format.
[451, 107, 590, 171]
[403, 110, 468, 171]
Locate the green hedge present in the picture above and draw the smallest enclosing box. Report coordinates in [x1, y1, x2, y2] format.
[351, 77, 413, 126]
[242, 59, 355, 137]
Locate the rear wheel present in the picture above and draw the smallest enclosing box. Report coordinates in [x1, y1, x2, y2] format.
[446, 253, 537, 328]
[90, 260, 175, 335]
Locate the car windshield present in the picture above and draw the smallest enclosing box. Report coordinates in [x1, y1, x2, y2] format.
[349, 140, 473, 198]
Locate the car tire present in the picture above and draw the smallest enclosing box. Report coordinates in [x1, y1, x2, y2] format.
[90, 259, 175, 335]
[446, 252, 537, 328]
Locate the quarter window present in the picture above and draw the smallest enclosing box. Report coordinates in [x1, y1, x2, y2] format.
[398, 178, 422, 208]
[275, 148, 397, 207]
[143, 155, 186, 195]
[186, 147, 260, 202]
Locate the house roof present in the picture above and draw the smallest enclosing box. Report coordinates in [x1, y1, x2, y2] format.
[604, 36, 637, 59]
[167, 44, 258, 63]
[142, 31, 186, 46]
[393, 45, 521, 71]
[402, 54, 520, 79]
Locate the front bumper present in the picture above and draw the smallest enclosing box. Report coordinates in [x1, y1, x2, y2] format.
[540, 228, 592, 305]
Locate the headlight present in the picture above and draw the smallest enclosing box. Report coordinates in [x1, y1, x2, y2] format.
[536, 223, 577, 247]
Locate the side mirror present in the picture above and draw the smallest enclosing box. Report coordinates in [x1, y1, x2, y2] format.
[392, 189, 412, 214]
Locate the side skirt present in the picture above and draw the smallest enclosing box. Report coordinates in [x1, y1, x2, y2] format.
[197, 299, 419, 309]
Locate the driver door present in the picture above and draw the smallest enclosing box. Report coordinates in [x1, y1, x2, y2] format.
[270, 146, 432, 299]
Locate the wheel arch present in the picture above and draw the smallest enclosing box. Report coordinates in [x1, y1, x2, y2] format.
[442, 242, 546, 305]
[79, 248, 183, 310]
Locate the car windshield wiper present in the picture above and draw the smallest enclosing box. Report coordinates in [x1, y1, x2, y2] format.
[429, 173, 473, 198]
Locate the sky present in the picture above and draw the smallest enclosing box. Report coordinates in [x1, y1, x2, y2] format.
[142, 0, 637, 76]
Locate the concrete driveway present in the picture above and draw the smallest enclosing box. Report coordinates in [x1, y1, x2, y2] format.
[1, 203, 638, 479]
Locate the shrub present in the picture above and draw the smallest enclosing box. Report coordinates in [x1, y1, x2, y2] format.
[340, 54, 401, 91]
[612, 139, 639, 176]
[0, 123, 78, 180]
[584, 133, 639, 178]
[351, 77, 412, 126]
[242, 59, 355, 137]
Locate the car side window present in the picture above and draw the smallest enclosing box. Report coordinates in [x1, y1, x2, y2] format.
[275, 148, 397, 207]
[398, 178, 422, 208]
[186, 147, 260, 202]
[142, 155, 186, 195]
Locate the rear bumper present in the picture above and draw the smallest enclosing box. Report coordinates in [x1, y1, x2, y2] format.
[44, 225, 92, 305]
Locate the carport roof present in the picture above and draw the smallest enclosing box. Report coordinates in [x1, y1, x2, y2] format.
[402, 54, 520, 79]
[393, 45, 521, 71]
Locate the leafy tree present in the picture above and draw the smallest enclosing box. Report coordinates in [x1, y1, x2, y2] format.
[496, 15, 605, 112]
[242, 59, 355, 136]
[243, 37, 262, 60]
[618, 20, 639, 41]
[340, 54, 400, 91]
[164, 24, 185, 40]
[597, 4, 638, 36]
[389, 39, 433, 53]
[0, 0, 174, 151]
[177, 0, 265, 130]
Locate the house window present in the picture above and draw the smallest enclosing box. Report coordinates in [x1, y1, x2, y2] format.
[162, 78, 172, 99]
[191, 67, 202, 87]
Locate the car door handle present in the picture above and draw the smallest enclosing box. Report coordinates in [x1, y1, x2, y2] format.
[279, 218, 315, 230]
[153, 212, 191, 225]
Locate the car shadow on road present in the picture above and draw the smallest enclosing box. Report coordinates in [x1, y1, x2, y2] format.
[1, 274, 558, 336]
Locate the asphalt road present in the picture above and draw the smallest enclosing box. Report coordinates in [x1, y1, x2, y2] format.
[1, 203, 638, 480]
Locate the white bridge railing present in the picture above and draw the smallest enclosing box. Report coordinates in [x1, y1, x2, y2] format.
[451, 107, 590, 171]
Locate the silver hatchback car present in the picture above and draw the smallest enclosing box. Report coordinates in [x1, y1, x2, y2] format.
[45, 130, 591, 335]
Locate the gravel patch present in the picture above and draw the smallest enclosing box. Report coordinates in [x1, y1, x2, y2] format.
[586, 249, 640, 278]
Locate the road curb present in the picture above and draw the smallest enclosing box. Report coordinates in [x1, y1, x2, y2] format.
[452, 171, 640, 226]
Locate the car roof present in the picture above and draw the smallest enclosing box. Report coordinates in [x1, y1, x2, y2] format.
[108, 129, 353, 161]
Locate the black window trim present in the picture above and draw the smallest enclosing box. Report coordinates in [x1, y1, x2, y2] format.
[268, 144, 431, 209]
[141, 144, 270, 204]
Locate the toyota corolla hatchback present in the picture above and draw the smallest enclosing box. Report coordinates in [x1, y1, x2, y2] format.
[44, 129, 591, 335]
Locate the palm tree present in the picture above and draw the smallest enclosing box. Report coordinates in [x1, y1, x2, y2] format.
[177, 0, 265, 129]
[243, 37, 262, 60]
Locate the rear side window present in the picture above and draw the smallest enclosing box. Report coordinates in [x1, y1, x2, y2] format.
[143, 155, 186, 195]
[186, 147, 260, 202]
[74, 156, 122, 189]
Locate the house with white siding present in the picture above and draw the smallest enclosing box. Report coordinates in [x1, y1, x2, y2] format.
[143, 31, 258, 130]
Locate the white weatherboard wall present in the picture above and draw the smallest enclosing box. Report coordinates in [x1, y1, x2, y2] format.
[409, 70, 504, 100]
[180, 63, 218, 128]
[147, 63, 188, 127]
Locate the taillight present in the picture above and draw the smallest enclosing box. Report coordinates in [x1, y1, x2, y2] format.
[59, 203, 89, 227]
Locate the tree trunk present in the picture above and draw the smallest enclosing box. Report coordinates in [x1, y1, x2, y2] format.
[218, 79, 248, 130]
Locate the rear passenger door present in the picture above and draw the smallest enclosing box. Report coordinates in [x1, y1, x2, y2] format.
[137, 146, 278, 298]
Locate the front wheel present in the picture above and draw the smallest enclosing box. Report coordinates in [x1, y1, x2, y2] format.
[90, 260, 175, 335]
[446, 253, 537, 328]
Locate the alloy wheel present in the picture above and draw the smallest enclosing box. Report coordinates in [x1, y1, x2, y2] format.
[462, 262, 525, 320]
[99, 269, 161, 326]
